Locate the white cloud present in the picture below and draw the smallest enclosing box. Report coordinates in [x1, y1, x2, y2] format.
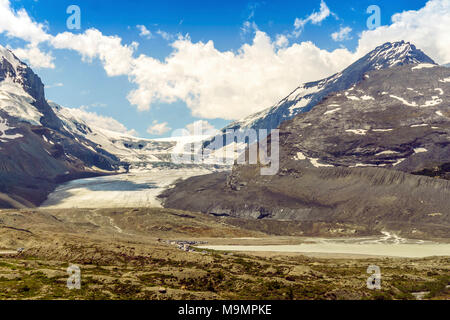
[241, 21, 258, 37]
[125, 0, 450, 120]
[0, 0, 50, 44]
[46, 82, 64, 88]
[156, 29, 174, 41]
[356, 0, 450, 64]
[293, 0, 332, 37]
[331, 26, 352, 42]
[11, 44, 55, 69]
[137, 25, 152, 39]
[185, 120, 217, 135]
[50, 29, 138, 76]
[147, 120, 171, 135]
[68, 107, 138, 136]
[127, 32, 354, 119]
[275, 35, 289, 48]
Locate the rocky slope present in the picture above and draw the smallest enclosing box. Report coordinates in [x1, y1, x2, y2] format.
[161, 46, 450, 238]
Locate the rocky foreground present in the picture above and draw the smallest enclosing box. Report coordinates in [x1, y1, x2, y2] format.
[0, 208, 448, 300]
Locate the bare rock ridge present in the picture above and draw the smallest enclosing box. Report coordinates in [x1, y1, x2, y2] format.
[161, 42, 450, 237]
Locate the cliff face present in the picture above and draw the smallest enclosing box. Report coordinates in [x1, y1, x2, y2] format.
[160, 167, 450, 237]
[0, 46, 62, 131]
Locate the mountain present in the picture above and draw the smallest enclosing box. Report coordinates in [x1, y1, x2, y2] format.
[51, 102, 222, 171]
[0, 46, 63, 131]
[443, 63, 450, 67]
[206, 41, 436, 150]
[160, 45, 450, 238]
[0, 44, 224, 208]
[0, 45, 126, 208]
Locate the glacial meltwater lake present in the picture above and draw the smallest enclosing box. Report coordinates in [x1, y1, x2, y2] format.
[197, 233, 450, 258]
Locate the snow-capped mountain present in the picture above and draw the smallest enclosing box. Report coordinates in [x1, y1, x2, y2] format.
[0, 45, 63, 130]
[50, 102, 207, 171]
[219, 41, 436, 136]
[0, 44, 224, 207]
[0, 45, 126, 207]
[277, 63, 450, 173]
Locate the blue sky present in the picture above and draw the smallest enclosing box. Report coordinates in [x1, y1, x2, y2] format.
[1, 0, 446, 138]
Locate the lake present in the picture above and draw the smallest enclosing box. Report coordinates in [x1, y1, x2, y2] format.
[197, 233, 450, 258]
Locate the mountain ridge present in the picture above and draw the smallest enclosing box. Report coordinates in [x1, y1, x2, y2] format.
[161, 50, 450, 237]
[215, 41, 436, 140]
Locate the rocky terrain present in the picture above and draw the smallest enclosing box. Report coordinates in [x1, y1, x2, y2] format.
[0, 208, 448, 300]
[161, 44, 450, 238]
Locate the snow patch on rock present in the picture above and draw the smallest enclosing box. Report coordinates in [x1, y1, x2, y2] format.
[390, 95, 418, 107]
[0, 78, 42, 125]
[411, 63, 436, 70]
[324, 107, 341, 115]
[345, 129, 368, 135]
[0, 117, 23, 143]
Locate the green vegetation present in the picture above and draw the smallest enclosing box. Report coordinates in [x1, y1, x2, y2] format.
[0, 254, 448, 300]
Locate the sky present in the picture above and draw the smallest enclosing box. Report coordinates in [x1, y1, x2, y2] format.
[0, 0, 449, 138]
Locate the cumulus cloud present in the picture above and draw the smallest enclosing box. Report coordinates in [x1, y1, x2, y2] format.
[147, 120, 171, 135]
[125, 0, 450, 119]
[0, 0, 54, 69]
[156, 29, 174, 41]
[331, 26, 352, 42]
[68, 107, 138, 136]
[0, 0, 50, 44]
[293, 0, 333, 37]
[241, 21, 259, 37]
[137, 25, 152, 39]
[50, 29, 138, 76]
[127, 32, 354, 119]
[185, 120, 217, 135]
[12, 44, 55, 69]
[275, 35, 289, 48]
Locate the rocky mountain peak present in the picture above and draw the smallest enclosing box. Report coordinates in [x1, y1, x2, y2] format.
[0, 45, 29, 90]
[219, 41, 438, 137]
[360, 41, 436, 70]
[0, 44, 62, 130]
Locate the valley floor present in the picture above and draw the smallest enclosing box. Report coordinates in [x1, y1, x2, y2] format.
[0, 207, 448, 300]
